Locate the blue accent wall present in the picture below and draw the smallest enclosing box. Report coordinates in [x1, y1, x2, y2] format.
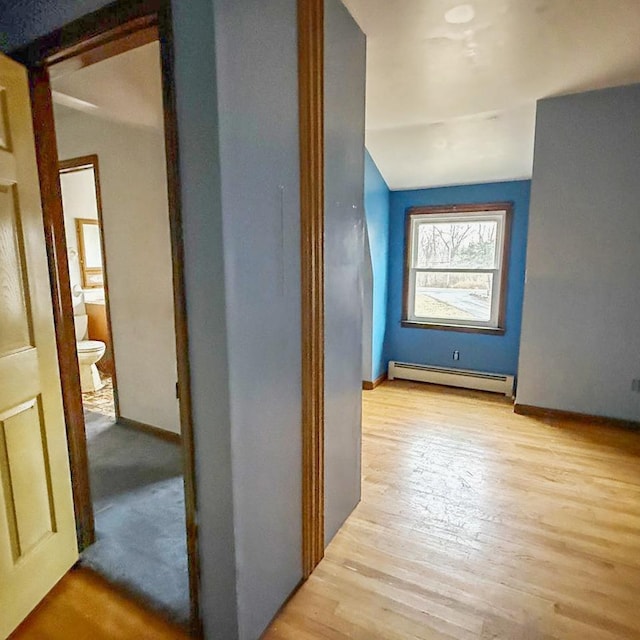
[364, 150, 390, 381]
[385, 180, 531, 376]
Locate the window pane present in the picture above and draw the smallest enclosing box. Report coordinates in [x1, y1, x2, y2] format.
[414, 272, 493, 322]
[415, 220, 498, 269]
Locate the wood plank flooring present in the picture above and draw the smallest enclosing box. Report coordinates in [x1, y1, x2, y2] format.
[9, 381, 640, 639]
[264, 381, 640, 640]
[9, 567, 190, 640]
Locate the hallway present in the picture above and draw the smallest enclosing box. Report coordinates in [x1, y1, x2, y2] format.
[265, 381, 640, 639]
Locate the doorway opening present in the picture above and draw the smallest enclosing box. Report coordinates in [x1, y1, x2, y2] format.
[12, 1, 201, 635]
[58, 156, 116, 418]
[55, 122, 188, 621]
[52, 32, 187, 626]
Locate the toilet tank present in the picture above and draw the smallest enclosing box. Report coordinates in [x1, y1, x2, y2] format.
[74, 314, 88, 341]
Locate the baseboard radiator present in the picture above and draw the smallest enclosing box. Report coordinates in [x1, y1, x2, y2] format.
[388, 361, 515, 397]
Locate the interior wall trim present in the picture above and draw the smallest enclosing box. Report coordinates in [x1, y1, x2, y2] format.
[514, 403, 640, 431]
[298, 0, 326, 578]
[118, 416, 182, 444]
[10, 0, 162, 68]
[28, 67, 96, 551]
[59, 154, 121, 418]
[362, 373, 387, 391]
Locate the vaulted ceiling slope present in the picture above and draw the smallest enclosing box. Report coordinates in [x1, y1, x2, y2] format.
[51, 41, 163, 131]
[342, 0, 640, 190]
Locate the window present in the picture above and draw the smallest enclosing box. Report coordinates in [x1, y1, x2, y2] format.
[403, 202, 512, 333]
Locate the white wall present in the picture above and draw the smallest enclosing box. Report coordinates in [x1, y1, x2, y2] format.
[59, 167, 99, 314]
[54, 108, 180, 434]
[324, 0, 366, 544]
[517, 83, 640, 422]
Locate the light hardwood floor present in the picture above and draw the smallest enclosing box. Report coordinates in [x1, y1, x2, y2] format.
[264, 381, 640, 640]
[10, 382, 640, 639]
[9, 567, 190, 640]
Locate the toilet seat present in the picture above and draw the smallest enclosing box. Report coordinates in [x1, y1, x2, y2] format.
[77, 340, 105, 355]
[75, 325, 106, 392]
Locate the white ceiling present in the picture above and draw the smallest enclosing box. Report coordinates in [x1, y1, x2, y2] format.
[50, 5, 640, 190]
[342, 0, 640, 190]
[51, 41, 164, 131]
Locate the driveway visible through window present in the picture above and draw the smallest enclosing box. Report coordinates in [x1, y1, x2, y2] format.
[403, 202, 512, 333]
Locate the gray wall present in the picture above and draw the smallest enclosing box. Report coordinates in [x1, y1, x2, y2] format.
[362, 226, 373, 381]
[324, 0, 366, 544]
[0, 0, 113, 49]
[517, 83, 640, 422]
[170, 2, 239, 636]
[212, 1, 303, 638]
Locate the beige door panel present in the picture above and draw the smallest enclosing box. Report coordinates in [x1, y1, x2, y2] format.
[0, 53, 78, 639]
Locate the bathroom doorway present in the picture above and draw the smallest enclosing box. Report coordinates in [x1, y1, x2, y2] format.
[38, 17, 193, 629]
[59, 157, 117, 421]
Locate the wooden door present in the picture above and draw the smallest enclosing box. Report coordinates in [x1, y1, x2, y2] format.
[0, 53, 78, 638]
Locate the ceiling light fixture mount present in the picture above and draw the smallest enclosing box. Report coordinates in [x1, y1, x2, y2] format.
[444, 4, 475, 24]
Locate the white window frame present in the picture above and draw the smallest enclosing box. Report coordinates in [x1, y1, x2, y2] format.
[403, 203, 512, 333]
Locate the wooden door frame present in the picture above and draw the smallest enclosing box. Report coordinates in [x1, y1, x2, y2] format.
[25, 63, 96, 552]
[58, 154, 121, 418]
[298, 0, 326, 578]
[10, 1, 202, 635]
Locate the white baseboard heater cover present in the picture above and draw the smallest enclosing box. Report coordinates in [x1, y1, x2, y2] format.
[388, 361, 515, 397]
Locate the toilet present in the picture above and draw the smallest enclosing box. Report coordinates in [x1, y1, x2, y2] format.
[74, 314, 106, 393]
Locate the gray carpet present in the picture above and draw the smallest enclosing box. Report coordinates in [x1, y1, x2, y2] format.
[81, 410, 189, 626]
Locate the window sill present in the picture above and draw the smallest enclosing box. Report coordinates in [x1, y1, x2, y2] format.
[400, 320, 506, 335]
